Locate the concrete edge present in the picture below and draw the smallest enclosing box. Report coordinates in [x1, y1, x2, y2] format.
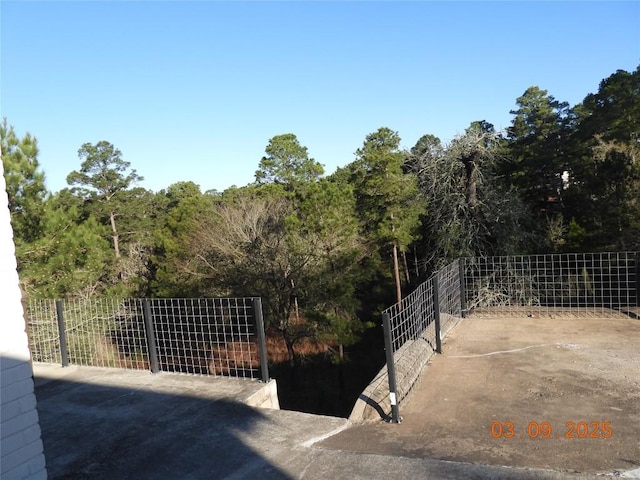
[300, 421, 352, 448]
[33, 363, 282, 411]
[617, 466, 640, 478]
[348, 314, 463, 424]
[243, 378, 280, 410]
[348, 365, 390, 423]
[348, 333, 435, 423]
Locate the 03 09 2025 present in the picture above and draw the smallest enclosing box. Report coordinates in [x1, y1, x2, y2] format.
[490, 421, 613, 439]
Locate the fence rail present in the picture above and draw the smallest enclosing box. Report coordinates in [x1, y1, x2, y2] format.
[381, 252, 639, 423]
[26, 297, 269, 382]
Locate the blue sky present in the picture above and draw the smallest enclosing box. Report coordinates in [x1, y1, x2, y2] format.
[2, 1, 638, 194]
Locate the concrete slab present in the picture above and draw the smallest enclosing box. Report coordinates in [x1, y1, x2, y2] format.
[320, 314, 640, 478]
[33, 364, 347, 479]
[33, 364, 270, 402]
[32, 363, 616, 479]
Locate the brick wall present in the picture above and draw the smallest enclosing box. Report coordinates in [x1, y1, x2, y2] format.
[0, 162, 47, 479]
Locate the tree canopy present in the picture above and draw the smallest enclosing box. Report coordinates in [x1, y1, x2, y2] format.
[1, 118, 47, 245]
[5, 63, 638, 366]
[255, 133, 324, 188]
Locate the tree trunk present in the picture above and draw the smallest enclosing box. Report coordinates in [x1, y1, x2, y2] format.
[284, 333, 296, 367]
[291, 279, 300, 323]
[390, 213, 403, 309]
[109, 211, 120, 258]
[402, 251, 411, 284]
[334, 343, 345, 400]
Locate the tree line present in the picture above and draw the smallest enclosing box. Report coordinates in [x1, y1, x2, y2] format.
[3, 66, 638, 364]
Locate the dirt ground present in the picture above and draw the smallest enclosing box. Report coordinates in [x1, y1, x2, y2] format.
[320, 312, 640, 476]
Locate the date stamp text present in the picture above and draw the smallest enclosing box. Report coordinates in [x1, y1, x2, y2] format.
[490, 421, 612, 439]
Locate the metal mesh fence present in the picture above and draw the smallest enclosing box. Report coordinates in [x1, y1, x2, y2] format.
[25, 299, 61, 364]
[380, 252, 638, 422]
[384, 279, 437, 354]
[63, 298, 147, 369]
[436, 259, 463, 337]
[463, 252, 638, 318]
[25, 297, 268, 381]
[26, 298, 149, 369]
[150, 298, 260, 378]
[381, 259, 463, 416]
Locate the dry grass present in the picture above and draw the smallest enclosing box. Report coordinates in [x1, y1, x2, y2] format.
[102, 331, 330, 376]
[265, 335, 330, 364]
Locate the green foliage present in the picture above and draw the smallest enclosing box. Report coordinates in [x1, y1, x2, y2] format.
[409, 133, 444, 163]
[505, 86, 575, 216]
[66, 141, 143, 258]
[563, 66, 640, 250]
[343, 127, 426, 305]
[1, 118, 48, 245]
[350, 127, 424, 252]
[19, 194, 112, 299]
[255, 133, 324, 188]
[288, 179, 368, 348]
[566, 218, 588, 251]
[10, 64, 639, 370]
[113, 186, 161, 295]
[180, 177, 369, 363]
[150, 182, 215, 297]
[65, 141, 152, 294]
[67, 141, 143, 201]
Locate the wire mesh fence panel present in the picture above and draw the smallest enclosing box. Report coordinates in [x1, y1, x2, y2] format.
[25, 299, 61, 364]
[384, 279, 437, 354]
[382, 278, 436, 408]
[61, 298, 148, 369]
[149, 298, 261, 379]
[381, 258, 465, 410]
[377, 252, 637, 423]
[463, 252, 638, 318]
[437, 259, 463, 338]
[26, 297, 266, 380]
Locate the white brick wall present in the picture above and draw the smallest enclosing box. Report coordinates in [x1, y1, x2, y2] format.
[0, 162, 47, 479]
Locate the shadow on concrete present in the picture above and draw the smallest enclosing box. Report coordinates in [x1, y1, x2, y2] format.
[617, 306, 640, 320]
[34, 374, 293, 479]
[31, 364, 623, 479]
[356, 393, 391, 422]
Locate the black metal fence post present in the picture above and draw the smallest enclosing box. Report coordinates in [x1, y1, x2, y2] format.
[55, 300, 69, 367]
[142, 299, 160, 374]
[459, 258, 467, 318]
[252, 297, 270, 383]
[382, 312, 401, 423]
[433, 275, 442, 354]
